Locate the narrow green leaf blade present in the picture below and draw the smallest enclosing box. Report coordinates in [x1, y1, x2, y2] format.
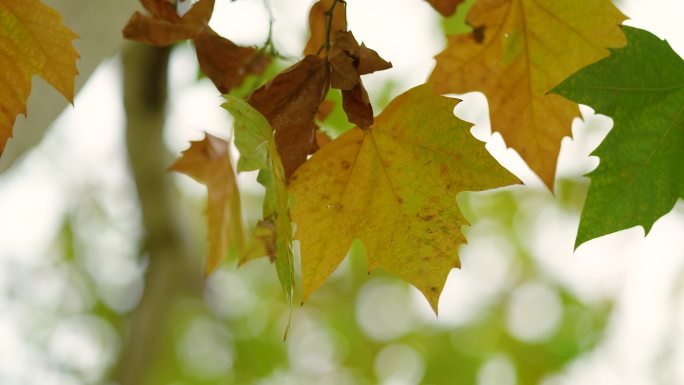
[222, 97, 271, 172]
[222, 96, 295, 306]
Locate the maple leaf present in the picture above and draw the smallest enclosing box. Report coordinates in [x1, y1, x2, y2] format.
[247, 55, 330, 180]
[303, 0, 346, 57]
[169, 133, 246, 275]
[430, 0, 626, 188]
[289, 84, 518, 311]
[425, 0, 465, 17]
[123, 0, 269, 93]
[0, 0, 78, 155]
[553, 27, 684, 248]
[223, 95, 295, 305]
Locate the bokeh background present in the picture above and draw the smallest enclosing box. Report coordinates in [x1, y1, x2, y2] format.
[1, 0, 683, 384]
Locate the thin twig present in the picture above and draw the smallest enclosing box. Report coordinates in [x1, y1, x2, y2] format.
[316, 0, 345, 57]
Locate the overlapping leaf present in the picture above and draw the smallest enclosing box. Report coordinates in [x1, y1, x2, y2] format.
[223, 96, 294, 305]
[124, 0, 268, 93]
[553, 27, 684, 247]
[329, 31, 392, 128]
[247, 55, 330, 180]
[170, 134, 246, 274]
[249, 29, 391, 179]
[430, 0, 626, 188]
[289, 84, 518, 311]
[0, 0, 78, 154]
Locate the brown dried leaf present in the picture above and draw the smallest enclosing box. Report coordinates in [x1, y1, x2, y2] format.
[425, 0, 465, 16]
[123, 0, 213, 46]
[328, 31, 391, 128]
[248, 55, 330, 179]
[195, 28, 271, 94]
[303, 0, 347, 56]
[329, 51, 359, 90]
[342, 83, 373, 129]
[358, 43, 392, 75]
[169, 133, 246, 275]
[125, 0, 268, 93]
[140, 0, 181, 21]
[330, 30, 359, 56]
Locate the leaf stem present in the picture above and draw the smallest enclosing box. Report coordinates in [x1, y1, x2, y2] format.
[258, 0, 286, 59]
[317, 0, 346, 58]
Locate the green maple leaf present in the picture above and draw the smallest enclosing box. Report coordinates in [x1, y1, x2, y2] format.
[554, 26, 684, 248]
[222, 96, 294, 308]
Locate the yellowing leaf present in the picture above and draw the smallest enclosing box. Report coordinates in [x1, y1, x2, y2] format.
[289, 84, 518, 311]
[430, 0, 626, 188]
[223, 96, 295, 306]
[169, 133, 246, 275]
[0, 0, 78, 154]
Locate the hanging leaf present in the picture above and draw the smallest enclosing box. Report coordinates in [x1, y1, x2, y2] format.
[329, 31, 392, 128]
[289, 84, 518, 312]
[0, 0, 78, 155]
[553, 27, 684, 248]
[123, 0, 212, 45]
[430, 0, 626, 188]
[123, 0, 269, 93]
[247, 55, 330, 180]
[169, 134, 246, 275]
[223, 96, 295, 306]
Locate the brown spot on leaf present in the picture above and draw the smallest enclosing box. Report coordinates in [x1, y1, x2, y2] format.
[417, 213, 435, 221]
[472, 25, 486, 43]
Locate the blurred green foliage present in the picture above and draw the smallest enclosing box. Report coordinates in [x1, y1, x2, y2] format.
[44, 178, 612, 385]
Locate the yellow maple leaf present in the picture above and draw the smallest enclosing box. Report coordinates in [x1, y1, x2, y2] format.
[430, 0, 626, 188]
[289, 84, 518, 312]
[0, 0, 78, 154]
[170, 133, 246, 275]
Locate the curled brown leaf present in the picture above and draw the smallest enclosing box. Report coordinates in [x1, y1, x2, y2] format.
[329, 31, 391, 128]
[248, 55, 330, 179]
[195, 29, 270, 94]
[124, 0, 269, 93]
[342, 83, 373, 129]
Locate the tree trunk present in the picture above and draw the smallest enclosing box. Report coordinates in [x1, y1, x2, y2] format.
[115, 44, 203, 385]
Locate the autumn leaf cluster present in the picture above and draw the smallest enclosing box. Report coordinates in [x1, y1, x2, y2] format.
[1, 0, 682, 313]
